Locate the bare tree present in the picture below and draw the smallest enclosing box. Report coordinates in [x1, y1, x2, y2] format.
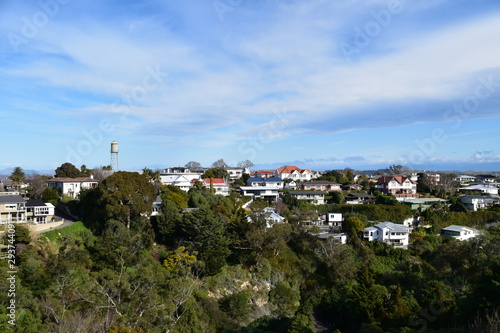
[237, 160, 254, 170]
[184, 161, 202, 172]
[211, 158, 228, 169]
[27, 173, 47, 199]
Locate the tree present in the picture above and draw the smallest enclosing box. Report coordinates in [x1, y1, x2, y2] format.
[142, 168, 161, 191]
[211, 158, 228, 169]
[10, 166, 26, 189]
[386, 164, 405, 175]
[80, 165, 92, 177]
[237, 160, 254, 170]
[27, 173, 46, 199]
[202, 168, 229, 179]
[55, 162, 81, 178]
[185, 161, 202, 173]
[79, 172, 157, 230]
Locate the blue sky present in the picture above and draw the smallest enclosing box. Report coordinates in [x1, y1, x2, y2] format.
[2, 0, 500, 172]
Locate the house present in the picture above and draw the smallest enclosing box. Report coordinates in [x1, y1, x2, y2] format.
[345, 193, 376, 204]
[284, 180, 297, 190]
[476, 174, 498, 183]
[46, 177, 99, 199]
[227, 167, 249, 180]
[455, 175, 476, 185]
[275, 166, 313, 181]
[239, 186, 279, 200]
[375, 176, 419, 200]
[298, 181, 341, 191]
[459, 184, 498, 195]
[458, 195, 500, 211]
[343, 184, 363, 191]
[25, 199, 55, 224]
[194, 178, 230, 196]
[247, 177, 284, 189]
[247, 207, 285, 228]
[287, 191, 326, 205]
[317, 232, 347, 244]
[326, 213, 343, 231]
[250, 170, 275, 179]
[151, 196, 162, 216]
[441, 225, 479, 241]
[160, 168, 202, 191]
[0, 194, 27, 224]
[401, 198, 448, 211]
[363, 222, 410, 247]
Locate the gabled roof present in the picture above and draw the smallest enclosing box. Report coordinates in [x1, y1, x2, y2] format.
[377, 176, 416, 185]
[276, 166, 312, 175]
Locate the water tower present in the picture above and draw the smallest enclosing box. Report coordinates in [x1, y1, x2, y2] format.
[110, 141, 119, 171]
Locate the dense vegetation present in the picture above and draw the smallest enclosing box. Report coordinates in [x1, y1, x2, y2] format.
[1, 171, 499, 332]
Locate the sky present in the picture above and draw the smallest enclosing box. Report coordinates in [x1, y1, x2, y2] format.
[1, 0, 500, 173]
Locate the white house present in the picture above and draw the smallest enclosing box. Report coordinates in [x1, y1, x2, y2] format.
[239, 186, 279, 200]
[275, 166, 313, 181]
[46, 177, 99, 199]
[455, 175, 476, 185]
[160, 168, 202, 192]
[298, 181, 341, 191]
[227, 167, 250, 180]
[195, 178, 230, 196]
[247, 207, 285, 228]
[363, 222, 410, 247]
[326, 213, 343, 231]
[287, 191, 326, 205]
[441, 225, 479, 241]
[26, 199, 55, 224]
[459, 184, 498, 195]
[459, 195, 500, 211]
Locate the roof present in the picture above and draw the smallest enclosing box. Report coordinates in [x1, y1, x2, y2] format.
[46, 177, 98, 183]
[248, 177, 282, 183]
[196, 178, 227, 185]
[240, 186, 279, 191]
[0, 195, 25, 203]
[377, 176, 417, 185]
[301, 181, 341, 186]
[276, 165, 312, 174]
[26, 199, 46, 207]
[373, 222, 409, 233]
[442, 225, 475, 232]
[251, 170, 274, 175]
[288, 190, 327, 195]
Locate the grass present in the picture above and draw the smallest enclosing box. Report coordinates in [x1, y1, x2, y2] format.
[40, 221, 92, 244]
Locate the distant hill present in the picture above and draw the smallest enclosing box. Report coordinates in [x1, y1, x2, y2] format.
[0, 168, 53, 177]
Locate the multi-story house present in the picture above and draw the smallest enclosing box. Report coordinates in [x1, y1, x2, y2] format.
[160, 168, 202, 192]
[0, 194, 26, 223]
[458, 195, 500, 211]
[441, 225, 480, 241]
[275, 166, 313, 181]
[459, 184, 499, 195]
[363, 222, 410, 247]
[46, 176, 99, 199]
[298, 181, 341, 191]
[250, 170, 275, 179]
[194, 178, 230, 196]
[287, 191, 326, 205]
[247, 177, 284, 189]
[26, 199, 55, 224]
[239, 186, 280, 200]
[226, 167, 249, 180]
[375, 176, 418, 199]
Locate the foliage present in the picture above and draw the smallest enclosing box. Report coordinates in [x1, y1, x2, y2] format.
[9, 166, 26, 188]
[55, 162, 81, 178]
[202, 167, 229, 179]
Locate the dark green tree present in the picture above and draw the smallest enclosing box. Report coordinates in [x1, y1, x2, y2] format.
[10, 166, 26, 189]
[55, 162, 81, 178]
